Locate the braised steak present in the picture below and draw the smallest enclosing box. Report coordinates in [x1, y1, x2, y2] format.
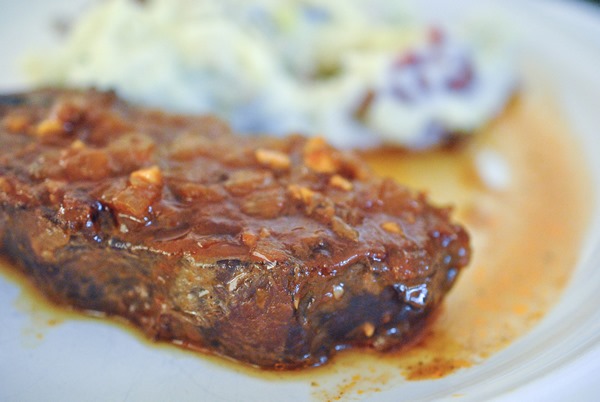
[0, 89, 470, 369]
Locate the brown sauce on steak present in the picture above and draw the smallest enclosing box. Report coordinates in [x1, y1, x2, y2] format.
[0, 89, 469, 369]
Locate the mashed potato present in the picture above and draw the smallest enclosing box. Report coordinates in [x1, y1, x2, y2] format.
[27, 0, 516, 149]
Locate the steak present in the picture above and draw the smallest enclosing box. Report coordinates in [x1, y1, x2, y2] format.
[0, 89, 470, 369]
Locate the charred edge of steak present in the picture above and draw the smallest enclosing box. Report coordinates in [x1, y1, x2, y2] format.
[0, 89, 470, 369]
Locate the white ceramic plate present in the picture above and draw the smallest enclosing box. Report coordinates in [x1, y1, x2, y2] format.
[1, 1, 600, 401]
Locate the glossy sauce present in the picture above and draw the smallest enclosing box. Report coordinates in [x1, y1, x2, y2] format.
[1, 86, 593, 401]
